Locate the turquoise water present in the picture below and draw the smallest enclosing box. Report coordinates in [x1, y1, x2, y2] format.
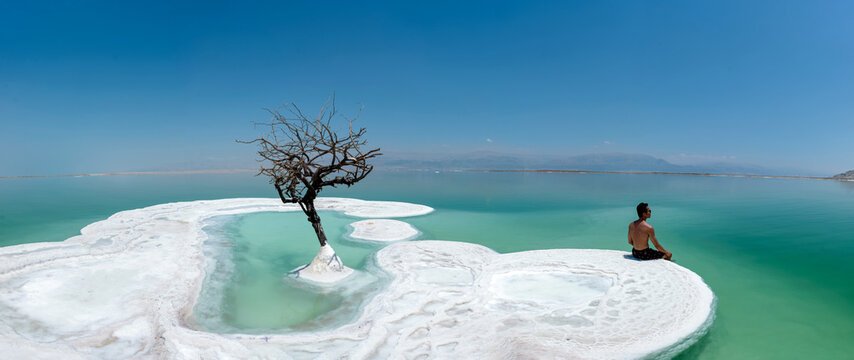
[191, 211, 389, 333]
[2, 171, 853, 358]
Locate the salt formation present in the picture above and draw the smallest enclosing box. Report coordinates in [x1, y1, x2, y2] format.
[348, 219, 420, 242]
[0, 198, 714, 359]
[288, 244, 353, 283]
[371, 242, 715, 359]
[291, 211, 424, 283]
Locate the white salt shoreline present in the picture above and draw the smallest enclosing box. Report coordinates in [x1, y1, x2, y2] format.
[0, 198, 714, 359]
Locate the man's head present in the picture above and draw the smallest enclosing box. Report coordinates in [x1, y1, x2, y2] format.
[636, 202, 650, 219]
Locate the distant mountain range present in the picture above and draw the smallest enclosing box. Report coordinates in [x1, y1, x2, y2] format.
[832, 170, 854, 180]
[373, 152, 815, 177]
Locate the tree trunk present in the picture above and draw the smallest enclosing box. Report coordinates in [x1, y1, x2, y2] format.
[301, 201, 328, 247]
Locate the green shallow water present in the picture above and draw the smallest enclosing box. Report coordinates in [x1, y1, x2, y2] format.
[191, 211, 388, 333]
[1, 171, 853, 358]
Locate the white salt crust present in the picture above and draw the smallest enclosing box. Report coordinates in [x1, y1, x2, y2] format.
[0, 198, 714, 359]
[348, 219, 420, 242]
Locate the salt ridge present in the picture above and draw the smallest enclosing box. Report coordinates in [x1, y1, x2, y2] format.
[0, 198, 713, 359]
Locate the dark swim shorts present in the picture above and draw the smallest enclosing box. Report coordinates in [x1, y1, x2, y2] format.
[632, 247, 665, 260]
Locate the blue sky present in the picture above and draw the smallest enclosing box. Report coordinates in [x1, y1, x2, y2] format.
[1, 1, 851, 176]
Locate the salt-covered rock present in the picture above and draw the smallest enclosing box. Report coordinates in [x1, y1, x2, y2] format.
[371, 241, 715, 359]
[348, 219, 420, 242]
[0, 198, 713, 359]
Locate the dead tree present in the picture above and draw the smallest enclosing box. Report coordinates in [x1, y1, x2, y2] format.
[241, 98, 381, 247]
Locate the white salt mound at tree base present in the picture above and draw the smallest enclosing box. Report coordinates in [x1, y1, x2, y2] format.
[0, 198, 713, 359]
[287, 244, 354, 284]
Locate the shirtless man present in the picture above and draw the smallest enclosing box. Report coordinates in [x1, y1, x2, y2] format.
[628, 202, 672, 260]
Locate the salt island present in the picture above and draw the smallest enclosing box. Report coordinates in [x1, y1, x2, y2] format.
[0, 198, 715, 359]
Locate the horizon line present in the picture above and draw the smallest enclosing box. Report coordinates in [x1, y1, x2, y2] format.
[0, 169, 256, 179]
[1, 168, 850, 182]
[470, 169, 847, 181]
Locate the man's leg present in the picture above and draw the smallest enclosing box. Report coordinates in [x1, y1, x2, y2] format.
[633, 248, 665, 260]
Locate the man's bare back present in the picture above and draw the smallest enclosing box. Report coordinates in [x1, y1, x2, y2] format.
[628, 203, 672, 261]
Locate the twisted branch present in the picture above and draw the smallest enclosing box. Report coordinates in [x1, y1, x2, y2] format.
[238, 97, 382, 205]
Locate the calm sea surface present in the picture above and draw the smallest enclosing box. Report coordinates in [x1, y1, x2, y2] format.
[1, 171, 853, 359]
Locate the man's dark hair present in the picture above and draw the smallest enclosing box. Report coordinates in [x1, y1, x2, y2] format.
[636, 202, 649, 218]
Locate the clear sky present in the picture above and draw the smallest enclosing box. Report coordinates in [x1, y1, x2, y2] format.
[1, 1, 851, 176]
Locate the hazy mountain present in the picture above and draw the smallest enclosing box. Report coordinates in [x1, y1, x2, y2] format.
[831, 170, 854, 180]
[550, 153, 677, 172]
[374, 151, 794, 176]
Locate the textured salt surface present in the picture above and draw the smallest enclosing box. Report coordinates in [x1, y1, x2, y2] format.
[0, 198, 714, 359]
[374, 242, 715, 359]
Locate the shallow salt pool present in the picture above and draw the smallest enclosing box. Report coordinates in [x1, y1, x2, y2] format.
[490, 272, 611, 306]
[191, 211, 389, 333]
[190, 212, 619, 333]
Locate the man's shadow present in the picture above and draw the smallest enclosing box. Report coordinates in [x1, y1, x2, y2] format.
[622, 254, 643, 261]
[622, 254, 674, 262]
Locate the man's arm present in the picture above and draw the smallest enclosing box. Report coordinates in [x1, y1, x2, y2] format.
[648, 228, 671, 256]
[628, 224, 633, 246]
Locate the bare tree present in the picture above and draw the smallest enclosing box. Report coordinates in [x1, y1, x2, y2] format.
[242, 98, 382, 249]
